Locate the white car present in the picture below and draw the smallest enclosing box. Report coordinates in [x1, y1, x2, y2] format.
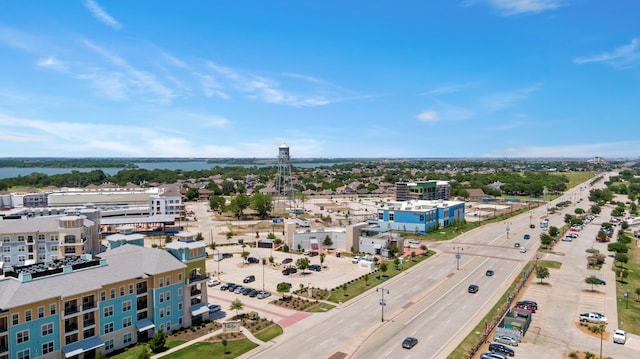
[207, 279, 221, 287]
[613, 329, 627, 344]
[520, 247, 527, 253]
[408, 239, 421, 244]
[257, 290, 271, 299]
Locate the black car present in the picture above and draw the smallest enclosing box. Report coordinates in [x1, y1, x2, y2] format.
[468, 284, 479, 293]
[402, 337, 418, 349]
[282, 258, 293, 264]
[529, 224, 535, 228]
[247, 257, 260, 264]
[309, 264, 322, 272]
[282, 267, 297, 275]
[222, 253, 233, 259]
[308, 251, 319, 257]
[486, 269, 494, 276]
[248, 289, 259, 297]
[489, 343, 515, 356]
[243, 275, 255, 283]
[220, 282, 236, 291]
[241, 287, 253, 295]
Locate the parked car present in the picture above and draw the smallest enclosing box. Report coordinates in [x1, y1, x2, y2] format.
[493, 335, 519, 346]
[247, 257, 260, 264]
[489, 343, 515, 357]
[613, 329, 627, 344]
[352, 256, 361, 264]
[282, 267, 297, 275]
[208, 304, 221, 313]
[402, 337, 418, 349]
[468, 284, 479, 293]
[243, 275, 256, 283]
[408, 239, 421, 244]
[481, 352, 507, 359]
[523, 234, 530, 240]
[308, 251, 319, 257]
[562, 236, 573, 242]
[207, 279, 221, 287]
[520, 247, 527, 253]
[220, 282, 236, 291]
[222, 253, 233, 259]
[303, 250, 311, 255]
[514, 304, 536, 313]
[514, 242, 520, 248]
[579, 312, 608, 324]
[309, 264, 322, 272]
[248, 289, 259, 297]
[516, 300, 537, 310]
[233, 286, 245, 294]
[486, 269, 494, 276]
[257, 290, 271, 299]
[282, 258, 293, 264]
[241, 287, 253, 295]
[529, 224, 535, 228]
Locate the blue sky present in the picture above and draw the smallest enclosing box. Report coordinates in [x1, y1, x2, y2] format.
[0, 1, 639, 159]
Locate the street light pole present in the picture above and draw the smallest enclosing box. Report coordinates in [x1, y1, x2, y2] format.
[217, 250, 220, 281]
[262, 258, 266, 291]
[454, 246, 463, 270]
[625, 289, 629, 309]
[506, 222, 511, 239]
[377, 287, 389, 322]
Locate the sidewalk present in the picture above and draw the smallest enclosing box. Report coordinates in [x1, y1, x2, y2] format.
[152, 326, 264, 358]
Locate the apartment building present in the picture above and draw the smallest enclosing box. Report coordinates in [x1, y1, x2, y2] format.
[376, 199, 465, 234]
[395, 181, 451, 201]
[0, 208, 101, 267]
[0, 242, 209, 359]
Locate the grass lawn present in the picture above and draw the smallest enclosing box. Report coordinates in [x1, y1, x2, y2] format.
[536, 260, 562, 269]
[162, 339, 258, 359]
[110, 340, 186, 359]
[253, 324, 283, 342]
[306, 302, 336, 312]
[616, 243, 640, 334]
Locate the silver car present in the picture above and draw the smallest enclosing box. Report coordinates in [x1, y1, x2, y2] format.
[493, 335, 519, 346]
[481, 352, 507, 359]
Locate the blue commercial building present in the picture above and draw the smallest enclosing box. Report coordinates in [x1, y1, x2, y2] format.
[376, 200, 465, 234]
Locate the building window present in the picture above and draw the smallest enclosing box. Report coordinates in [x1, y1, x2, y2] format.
[17, 235, 25, 242]
[17, 329, 30, 343]
[122, 300, 131, 312]
[2, 246, 10, 252]
[166, 275, 171, 285]
[159, 278, 164, 288]
[38, 254, 46, 261]
[178, 288, 183, 296]
[3, 256, 10, 262]
[159, 293, 164, 303]
[123, 333, 132, 344]
[103, 306, 113, 318]
[38, 306, 44, 318]
[104, 322, 114, 334]
[100, 291, 106, 301]
[178, 273, 182, 281]
[166, 291, 171, 301]
[378, 212, 384, 220]
[12, 313, 19, 325]
[51, 245, 58, 251]
[1, 236, 9, 242]
[18, 255, 26, 262]
[389, 212, 394, 221]
[17, 349, 30, 359]
[129, 284, 134, 294]
[38, 234, 46, 241]
[110, 289, 115, 299]
[178, 317, 183, 325]
[42, 323, 54, 336]
[166, 307, 171, 316]
[42, 341, 54, 354]
[123, 317, 132, 328]
[178, 303, 182, 311]
[51, 254, 58, 260]
[50, 303, 56, 315]
[159, 309, 164, 318]
[105, 339, 114, 351]
[18, 245, 25, 252]
[120, 286, 125, 296]
[25, 310, 31, 322]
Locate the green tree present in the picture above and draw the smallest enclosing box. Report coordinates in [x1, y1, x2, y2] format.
[540, 232, 554, 247]
[536, 265, 550, 284]
[323, 235, 333, 248]
[548, 226, 559, 238]
[221, 180, 236, 195]
[420, 244, 428, 255]
[296, 257, 310, 273]
[250, 193, 273, 218]
[277, 282, 291, 293]
[590, 204, 601, 214]
[615, 252, 629, 267]
[230, 298, 244, 317]
[229, 194, 251, 219]
[607, 242, 628, 253]
[195, 232, 204, 241]
[164, 234, 172, 244]
[221, 338, 228, 354]
[137, 348, 151, 359]
[364, 273, 370, 286]
[380, 262, 388, 276]
[241, 250, 250, 264]
[185, 187, 199, 201]
[209, 194, 226, 212]
[585, 275, 603, 292]
[148, 328, 167, 353]
[320, 252, 326, 267]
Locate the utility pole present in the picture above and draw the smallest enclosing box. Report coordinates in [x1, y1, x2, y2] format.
[454, 246, 463, 270]
[377, 287, 389, 322]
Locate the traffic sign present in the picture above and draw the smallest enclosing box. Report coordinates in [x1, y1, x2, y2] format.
[455, 254, 461, 260]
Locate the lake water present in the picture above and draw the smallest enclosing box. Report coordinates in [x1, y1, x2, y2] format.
[0, 161, 339, 179]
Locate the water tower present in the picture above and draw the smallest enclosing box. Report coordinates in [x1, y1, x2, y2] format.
[275, 143, 294, 214]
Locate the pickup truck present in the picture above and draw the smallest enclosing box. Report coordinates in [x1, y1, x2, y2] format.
[579, 312, 608, 324]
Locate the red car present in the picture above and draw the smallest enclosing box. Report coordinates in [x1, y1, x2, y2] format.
[514, 304, 536, 313]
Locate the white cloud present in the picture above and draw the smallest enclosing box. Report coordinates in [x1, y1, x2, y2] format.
[84, 0, 122, 30]
[416, 111, 438, 122]
[36, 56, 69, 72]
[479, 84, 541, 111]
[464, 0, 566, 16]
[574, 38, 640, 69]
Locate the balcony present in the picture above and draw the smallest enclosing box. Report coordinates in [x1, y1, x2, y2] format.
[81, 302, 96, 311]
[64, 323, 78, 333]
[83, 319, 95, 328]
[190, 288, 201, 296]
[136, 284, 148, 295]
[64, 306, 79, 316]
[188, 274, 204, 284]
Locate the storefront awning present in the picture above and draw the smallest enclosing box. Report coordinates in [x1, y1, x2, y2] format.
[136, 318, 155, 332]
[63, 336, 104, 358]
[190, 303, 209, 316]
